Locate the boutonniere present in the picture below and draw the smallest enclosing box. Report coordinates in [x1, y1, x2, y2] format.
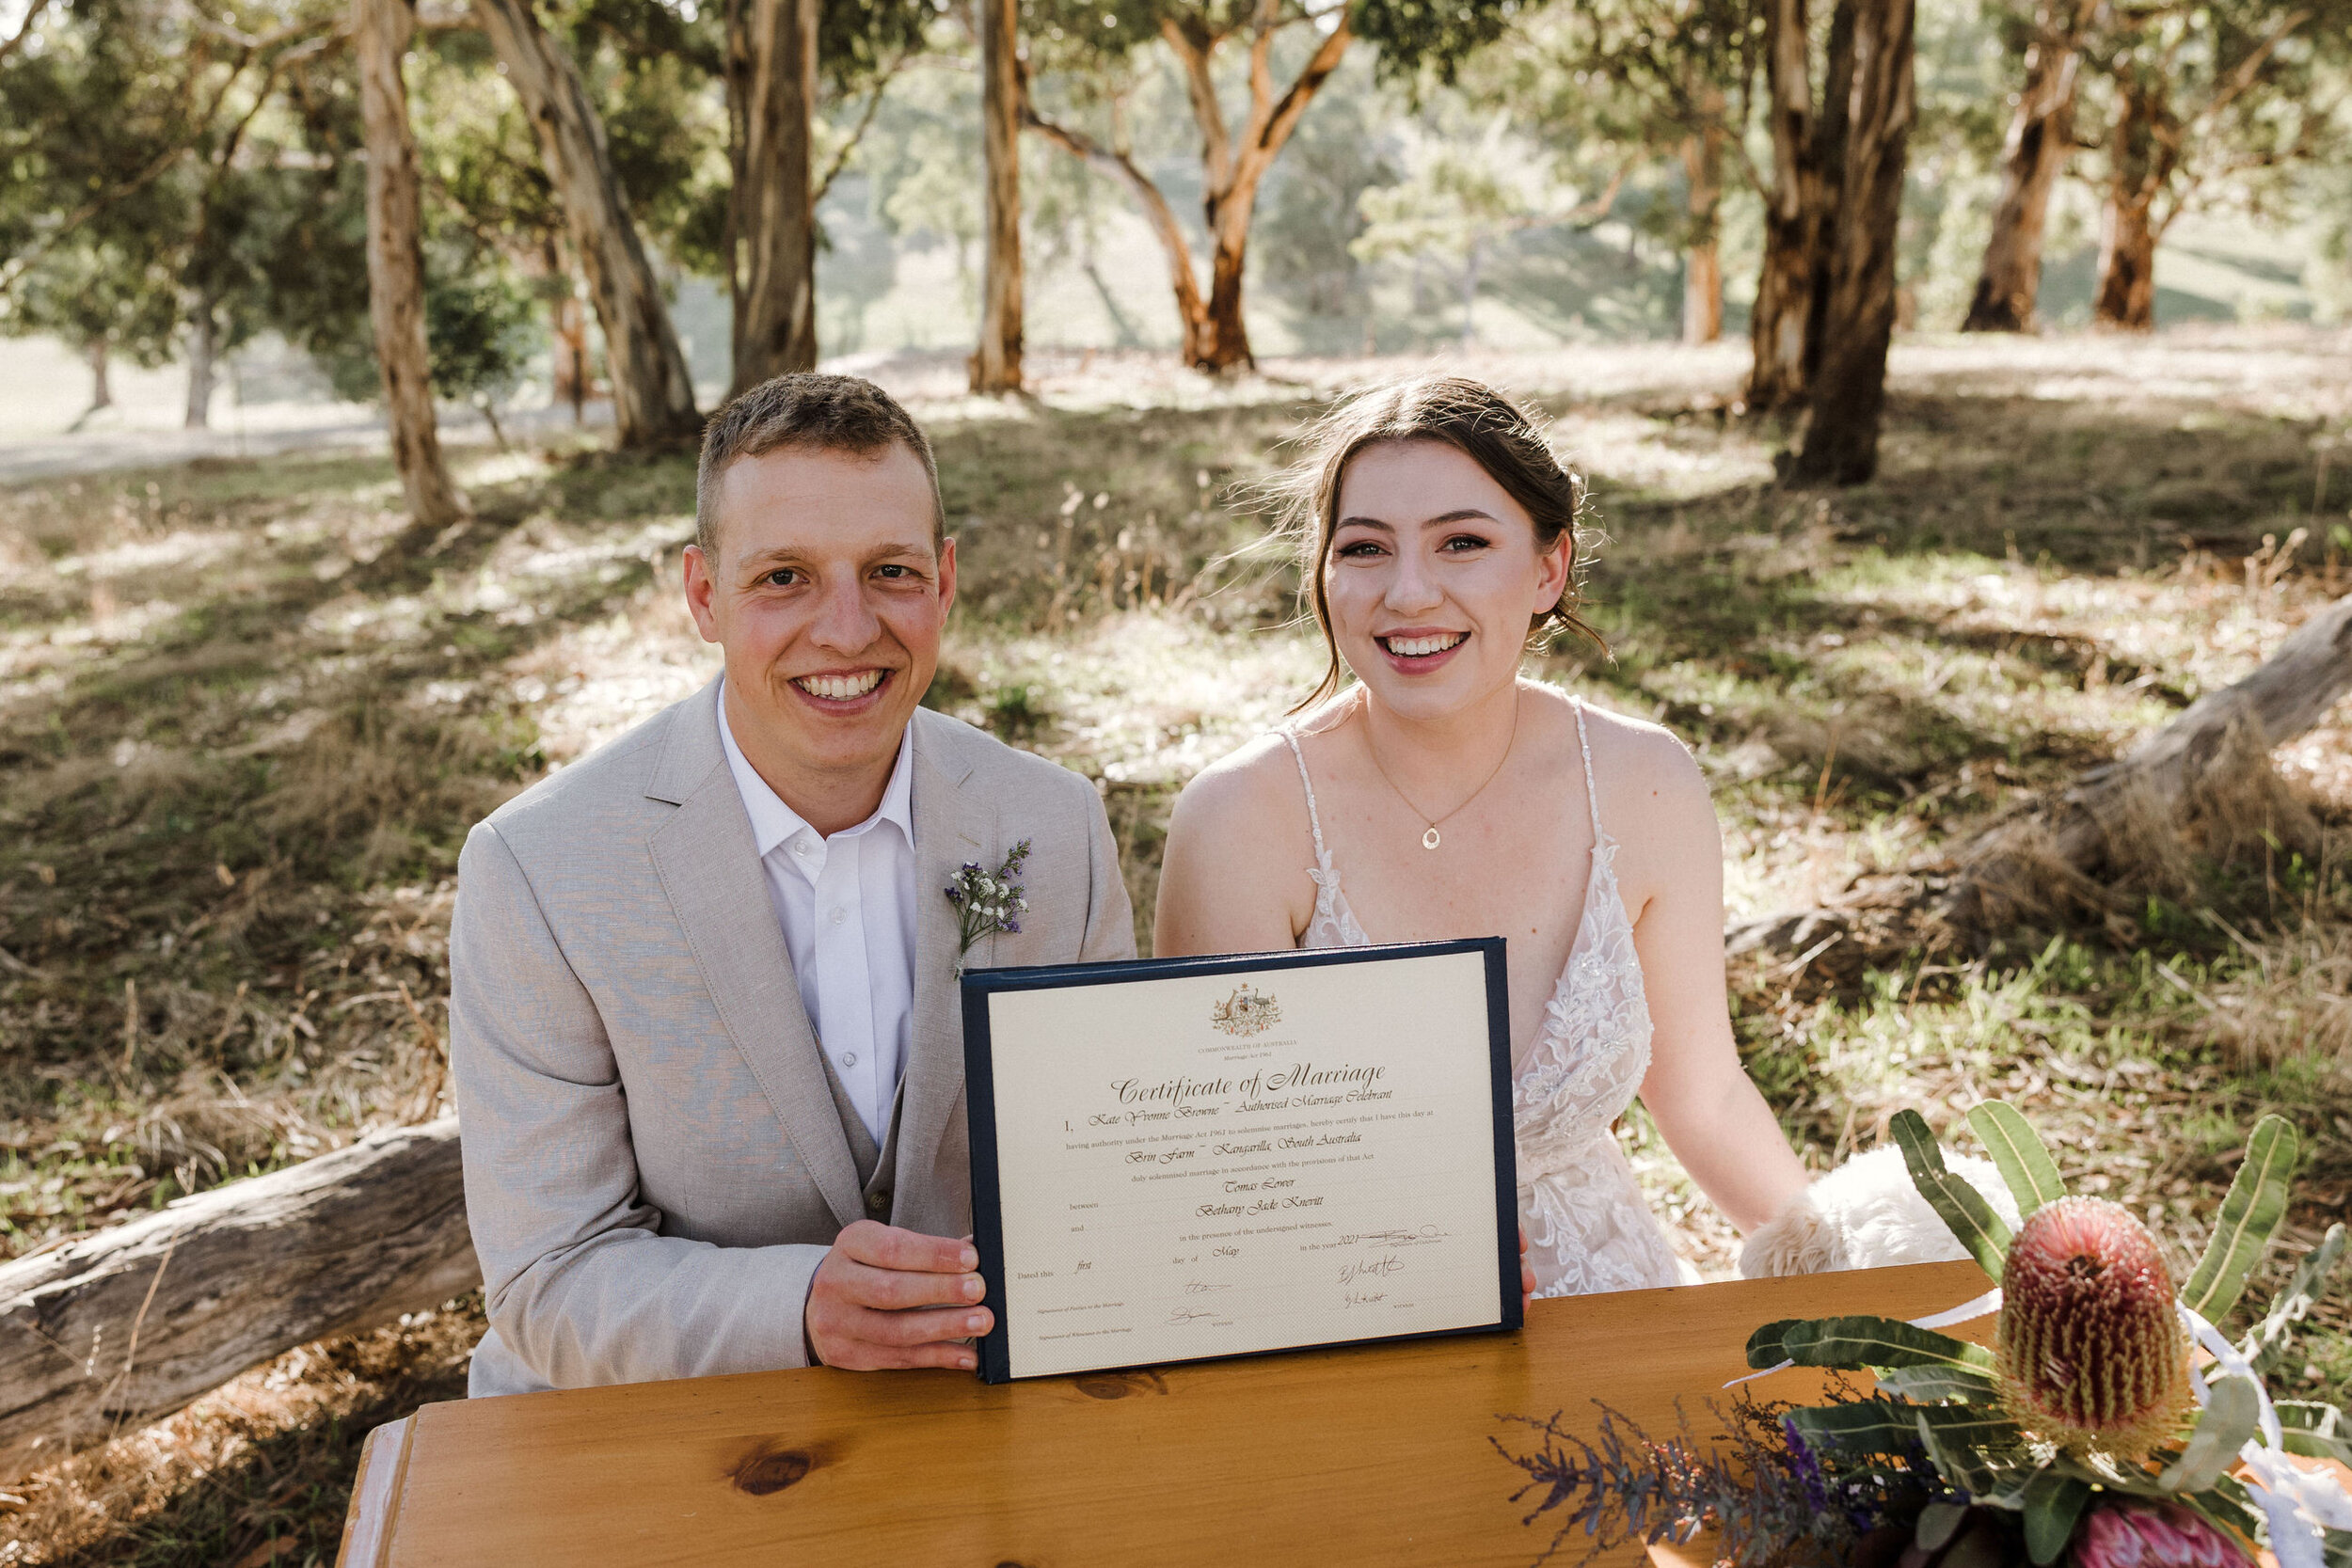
[946, 839, 1031, 976]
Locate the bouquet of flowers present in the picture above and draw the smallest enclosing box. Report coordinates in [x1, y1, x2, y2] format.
[1499, 1102, 2352, 1567]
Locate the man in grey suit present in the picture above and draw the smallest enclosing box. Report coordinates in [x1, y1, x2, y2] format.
[451, 374, 1136, 1395]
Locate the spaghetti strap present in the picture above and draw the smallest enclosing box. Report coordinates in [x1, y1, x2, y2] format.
[1570, 697, 1604, 840]
[1280, 730, 1336, 873]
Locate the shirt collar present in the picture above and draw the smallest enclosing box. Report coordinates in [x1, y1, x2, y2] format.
[714, 680, 914, 858]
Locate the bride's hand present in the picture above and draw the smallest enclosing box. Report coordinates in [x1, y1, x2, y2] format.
[1520, 1227, 1535, 1308]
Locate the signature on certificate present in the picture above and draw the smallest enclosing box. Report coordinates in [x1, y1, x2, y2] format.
[1336, 1254, 1407, 1286]
[1341, 1226, 1449, 1248]
[1166, 1306, 1223, 1325]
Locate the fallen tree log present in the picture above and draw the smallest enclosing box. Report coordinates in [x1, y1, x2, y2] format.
[1731, 590, 2352, 958]
[0, 1117, 473, 1483]
[1950, 589, 2352, 925]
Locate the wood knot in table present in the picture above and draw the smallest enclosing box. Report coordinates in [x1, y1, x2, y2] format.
[730, 1446, 821, 1496]
[1072, 1370, 1168, 1401]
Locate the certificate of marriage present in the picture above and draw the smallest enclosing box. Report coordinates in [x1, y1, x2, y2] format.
[961, 940, 1520, 1384]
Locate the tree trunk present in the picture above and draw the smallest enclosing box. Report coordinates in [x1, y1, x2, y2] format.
[726, 0, 819, 393]
[2092, 79, 2166, 331]
[1789, 0, 1915, 486]
[355, 0, 469, 531]
[87, 338, 111, 412]
[0, 1118, 475, 1484]
[183, 301, 216, 430]
[1962, 0, 2086, 332]
[970, 0, 1023, 394]
[472, 0, 700, 449]
[1680, 128, 1724, 345]
[1746, 0, 1822, 409]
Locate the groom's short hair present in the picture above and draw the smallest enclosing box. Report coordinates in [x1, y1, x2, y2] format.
[695, 373, 946, 555]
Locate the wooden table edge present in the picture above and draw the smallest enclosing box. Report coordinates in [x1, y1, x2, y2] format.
[335, 1414, 415, 1568]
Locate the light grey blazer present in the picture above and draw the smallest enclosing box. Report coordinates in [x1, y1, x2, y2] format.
[450, 678, 1136, 1396]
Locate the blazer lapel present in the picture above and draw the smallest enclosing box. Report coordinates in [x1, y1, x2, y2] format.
[644, 680, 866, 1232]
[896, 711, 992, 1205]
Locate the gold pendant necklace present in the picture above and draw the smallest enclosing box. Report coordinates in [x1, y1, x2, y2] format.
[1363, 689, 1520, 851]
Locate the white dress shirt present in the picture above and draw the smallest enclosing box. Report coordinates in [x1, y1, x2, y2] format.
[716, 687, 916, 1148]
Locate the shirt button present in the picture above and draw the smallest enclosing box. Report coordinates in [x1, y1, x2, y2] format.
[829, 907, 846, 925]
[866, 1191, 890, 1213]
[840, 1052, 857, 1068]
[793, 841, 810, 856]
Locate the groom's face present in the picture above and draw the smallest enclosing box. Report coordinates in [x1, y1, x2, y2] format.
[684, 441, 955, 785]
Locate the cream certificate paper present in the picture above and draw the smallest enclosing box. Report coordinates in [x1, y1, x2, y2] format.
[962, 941, 1518, 1383]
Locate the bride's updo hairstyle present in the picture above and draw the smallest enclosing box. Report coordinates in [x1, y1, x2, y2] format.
[1281, 374, 1603, 710]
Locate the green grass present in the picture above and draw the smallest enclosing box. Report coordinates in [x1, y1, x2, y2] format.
[1, 338, 2348, 1561]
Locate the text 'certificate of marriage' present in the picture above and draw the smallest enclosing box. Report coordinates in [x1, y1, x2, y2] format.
[961, 940, 1520, 1384]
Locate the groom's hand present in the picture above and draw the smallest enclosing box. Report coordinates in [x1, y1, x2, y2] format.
[805, 1222, 992, 1371]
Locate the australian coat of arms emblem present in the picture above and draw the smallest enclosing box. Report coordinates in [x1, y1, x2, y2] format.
[1209, 984, 1281, 1037]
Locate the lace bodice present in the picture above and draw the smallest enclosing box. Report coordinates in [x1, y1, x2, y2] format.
[1283, 697, 1685, 1298]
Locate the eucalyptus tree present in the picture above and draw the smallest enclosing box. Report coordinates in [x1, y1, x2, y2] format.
[471, 0, 701, 445]
[1463, 0, 1753, 344]
[1017, 0, 1515, 372]
[2074, 0, 2348, 329]
[1961, 0, 2097, 330]
[355, 0, 468, 528]
[727, 0, 925, 389]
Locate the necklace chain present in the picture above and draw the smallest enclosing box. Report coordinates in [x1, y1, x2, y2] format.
[1360, 688, 1520, 851]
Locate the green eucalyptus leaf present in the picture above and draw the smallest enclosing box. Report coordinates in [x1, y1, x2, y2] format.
[1787, 1399, 1932, 1455]
[2183, 1114, 2299, 1324]
[1876, 1363, 2004, 1403]
[1917, 1405, 2035, 1503]
[1778, 1316, 1997, 1374]
[2157, 1373, 2263, 1493]
[2244, 1223, 2347, 1375]
[1966, 1101, 2067, 1218]
[1892, 1110, 2012, 1278]
[2023, 1468, 2092, 1565]
[2279, 1401, 2352, 1466]
[1746, 1318, 1801, 1369]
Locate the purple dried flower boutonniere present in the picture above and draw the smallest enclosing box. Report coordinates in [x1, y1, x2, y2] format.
[946, 839, 1031, 976]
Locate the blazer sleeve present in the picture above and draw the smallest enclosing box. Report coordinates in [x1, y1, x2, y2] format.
[451, 819, 825, 1390]
[1076, 780, 1138, 963]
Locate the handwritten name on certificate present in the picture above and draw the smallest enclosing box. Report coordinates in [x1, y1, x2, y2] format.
[964, 942, 1517, 1382]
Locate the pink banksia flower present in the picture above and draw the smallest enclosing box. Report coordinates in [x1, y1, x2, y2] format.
[2070, 1501, 2253, 1568]
[1995, 1196, 2195, 1460]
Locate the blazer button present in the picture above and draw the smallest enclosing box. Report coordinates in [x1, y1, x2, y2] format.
[866, 1191, 890, 1213]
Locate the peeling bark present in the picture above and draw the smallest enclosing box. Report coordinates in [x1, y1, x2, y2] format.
[354, 0, 469, 530]
[1789, 0, 1915, 485]
[970, 0, 1023, 394]
[1963, 0, 2090, 332]
[727, 0, 820, 391]
[472, 0, 700, 448]
[1680, 126, 1724, 345]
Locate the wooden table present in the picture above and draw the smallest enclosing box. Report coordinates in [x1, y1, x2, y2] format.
[337, 1259, 1994, 1568]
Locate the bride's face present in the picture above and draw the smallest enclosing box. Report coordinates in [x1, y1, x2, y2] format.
[1324, 439, 1571, 722]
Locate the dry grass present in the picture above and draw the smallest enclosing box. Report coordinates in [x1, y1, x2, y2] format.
[1, 333, 2348, 1561]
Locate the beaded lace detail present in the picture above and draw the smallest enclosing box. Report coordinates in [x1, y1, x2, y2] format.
[1280, 702, 1683, 1298]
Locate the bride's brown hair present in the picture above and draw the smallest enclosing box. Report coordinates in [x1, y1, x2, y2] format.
[1280, 375, 1604, 712]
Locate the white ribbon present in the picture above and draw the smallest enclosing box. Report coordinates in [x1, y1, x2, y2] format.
[2177, 1303, 2352, 1568]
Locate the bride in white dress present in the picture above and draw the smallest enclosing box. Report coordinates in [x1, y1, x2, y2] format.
[1154, 375, 1811, 1299]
